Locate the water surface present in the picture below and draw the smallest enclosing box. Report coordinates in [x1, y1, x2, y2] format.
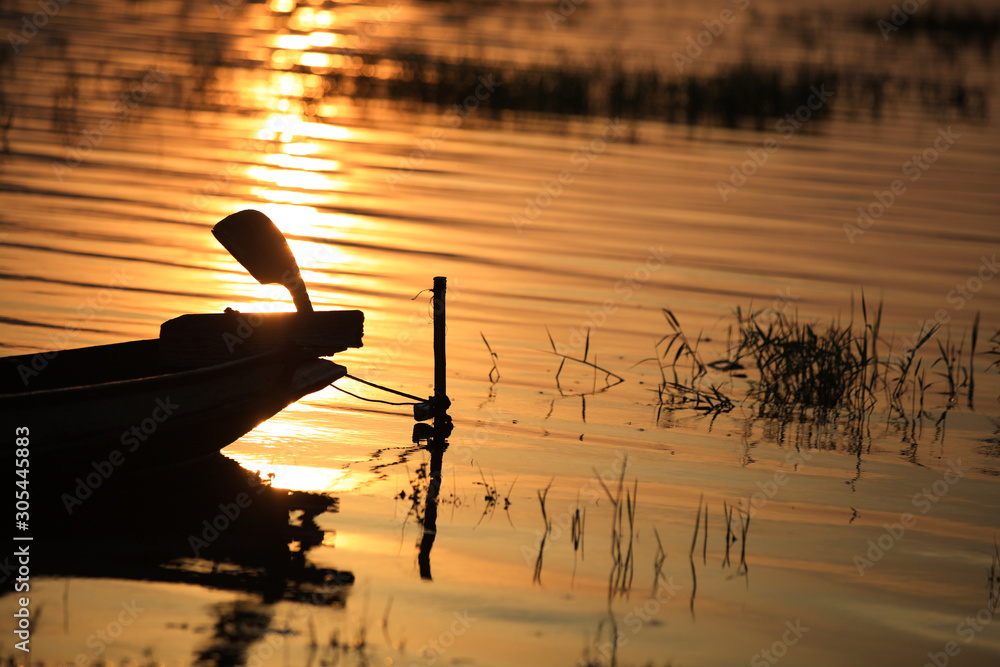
[1, 0, 1000, 665]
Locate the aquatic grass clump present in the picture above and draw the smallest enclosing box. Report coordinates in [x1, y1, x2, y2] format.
[727, 298, 951, 437]
[732, 306, 874, 418]
[639, 309, 734, 415]
[649, 297, 990, 452]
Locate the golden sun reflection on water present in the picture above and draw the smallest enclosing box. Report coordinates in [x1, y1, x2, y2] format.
[221, 400, 366, 493]
[256, 114, 353, 143]
[233, 70, 368, 280]
[269, 0, 295, 13]
[308, 31, 338, 47]
[246, 165, 342, 191]
[224, 406, 361, 493]
[245, 115, 352, 203]
[288, 5, 336, 31]
[253, 203, 358, 239]
[324, 530, 404, 556]
[298, 52, 334, 69]
[226, 457, 354, 493]
[253, 188, 330, 205]
[263, 152, 341, 173]
[273, 34, 311, 50]
[282, 142, 321, 155]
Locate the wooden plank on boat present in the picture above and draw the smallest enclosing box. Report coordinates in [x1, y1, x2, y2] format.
[159, 309, 363, 368]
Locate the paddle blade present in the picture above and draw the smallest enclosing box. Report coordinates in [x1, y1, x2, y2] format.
[213, 210, 300, 285]
[212, 209, 313, 312]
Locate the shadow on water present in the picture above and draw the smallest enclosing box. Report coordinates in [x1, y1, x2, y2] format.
[373, 412, 453, 580]
[416, 421, 451, 580]
[13, 453, 353, 666]
[25, 453, 353, 602]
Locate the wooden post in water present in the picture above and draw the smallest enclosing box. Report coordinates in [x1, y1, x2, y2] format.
[433, 276, 447, 425]
[419, 276, 449, 580]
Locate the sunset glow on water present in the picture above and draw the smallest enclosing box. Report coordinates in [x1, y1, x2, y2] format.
[1, 0, 999, 665]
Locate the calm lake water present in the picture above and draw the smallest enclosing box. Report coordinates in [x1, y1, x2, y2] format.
[2, 0, 1000, 665]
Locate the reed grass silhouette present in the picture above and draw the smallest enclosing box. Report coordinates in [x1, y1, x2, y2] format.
[595, 456, 635, 599]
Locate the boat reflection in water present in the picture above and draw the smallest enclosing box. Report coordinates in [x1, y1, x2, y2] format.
[23, 452, 353, 666]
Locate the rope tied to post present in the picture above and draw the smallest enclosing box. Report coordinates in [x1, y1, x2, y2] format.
[331, 374, 426, 406]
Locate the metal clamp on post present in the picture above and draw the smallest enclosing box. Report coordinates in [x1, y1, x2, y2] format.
[413, 395, 451, 422]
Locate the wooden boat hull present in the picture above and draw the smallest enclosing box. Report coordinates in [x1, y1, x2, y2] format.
[0, 338, 346, 473]
[159, 309, 364, 368]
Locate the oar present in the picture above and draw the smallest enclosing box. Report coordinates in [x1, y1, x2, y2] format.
[212, 209, 314, 312]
